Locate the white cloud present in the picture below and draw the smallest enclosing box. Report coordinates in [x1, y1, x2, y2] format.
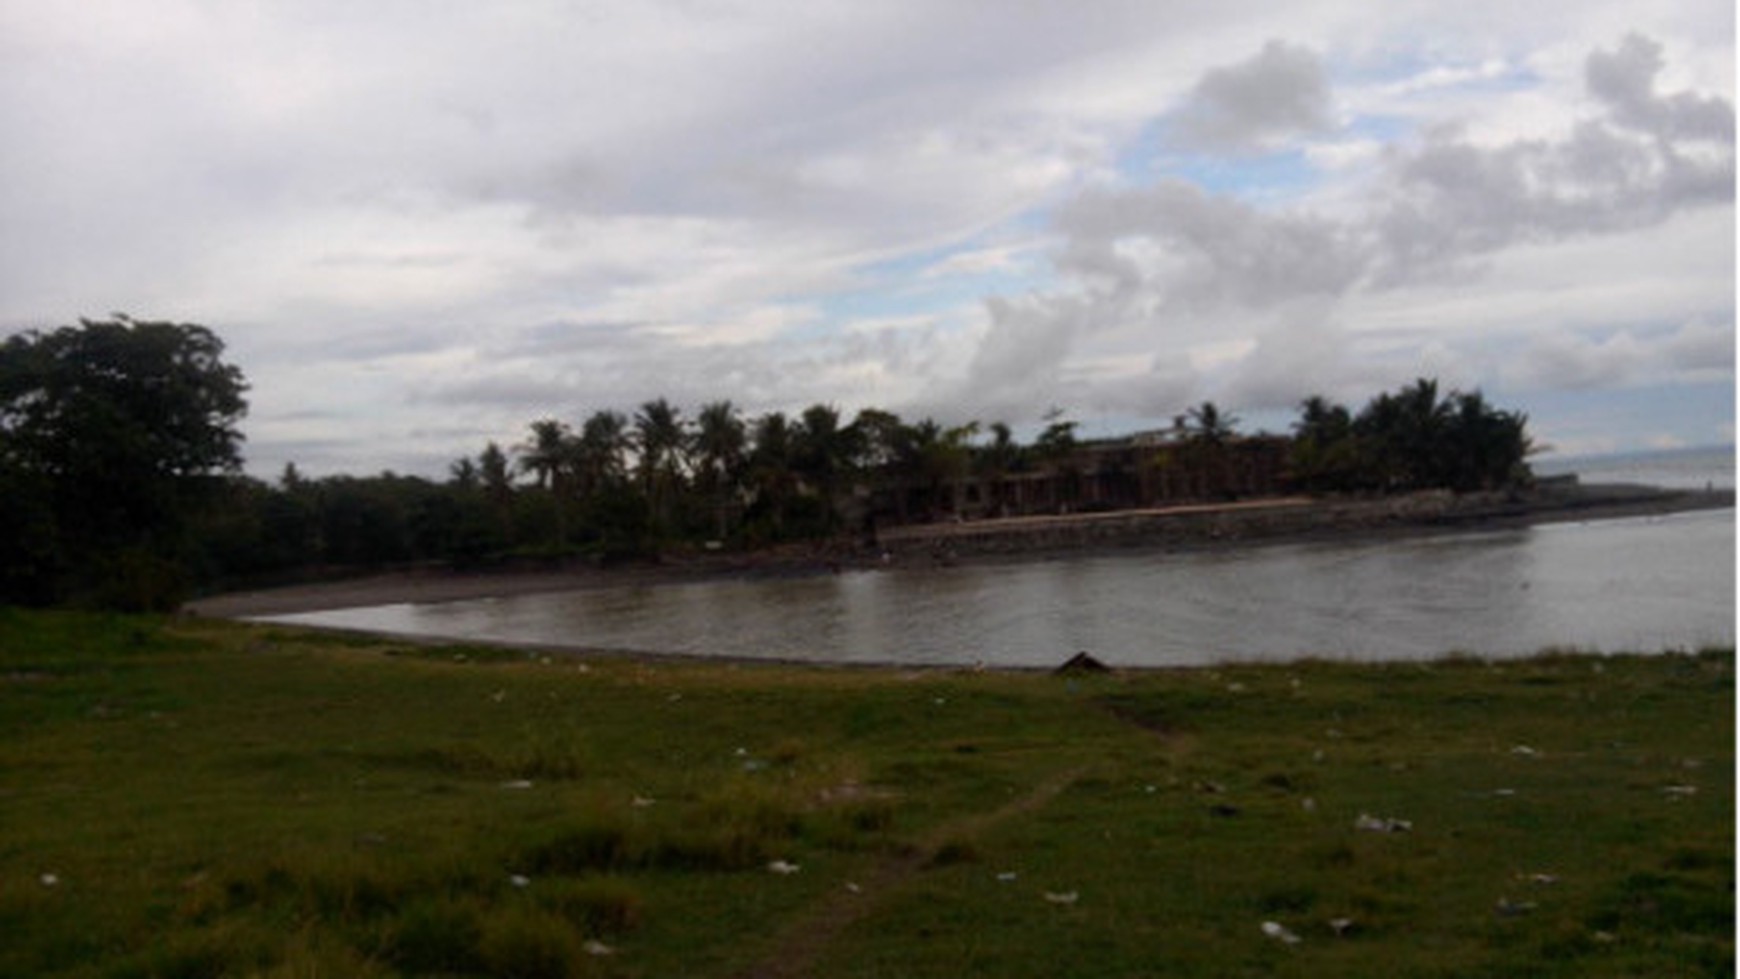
[939, 31, 1733, 434]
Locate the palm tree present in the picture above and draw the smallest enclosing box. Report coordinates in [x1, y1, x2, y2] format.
[1291, 396, 1357, 492]
[1444, 389, 1532, 491]
[1356, 378, 1451, 490]
[1179, 402, 1240, 498]
[448, 456, 479, 490]
[1033, 407, 1078, 462]
[1184, 401, 1239, 448]
[478, 442, 513, 504]
[896, 418, 977, 519]
[794, 404, 863, 530]
[693, 400, 747, 539]
[850, 407, 911, 522]
[515, 418, 571, 492]
[575, 410, 630, 498]
[634, 397, 688, 534]
[477, 441, 515, 543]
[515, 418, 578, 548]
[977, 421, 1021, 516]
[693, 400, 747, 497]
[747, 411, 797, 537]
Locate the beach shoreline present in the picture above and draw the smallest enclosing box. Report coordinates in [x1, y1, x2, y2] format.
[183, 483, 1733, 619]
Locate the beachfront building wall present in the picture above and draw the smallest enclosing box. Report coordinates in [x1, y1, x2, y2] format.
[863, 434, 1294, 528]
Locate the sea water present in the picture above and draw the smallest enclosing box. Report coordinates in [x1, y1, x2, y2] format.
[267, 449, 1735, 667]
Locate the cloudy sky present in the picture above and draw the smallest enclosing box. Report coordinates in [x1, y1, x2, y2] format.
[2, 1, 1733, 477]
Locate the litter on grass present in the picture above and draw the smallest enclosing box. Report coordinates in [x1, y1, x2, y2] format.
[1354, 813, 1413, 833]
[1261, 921, 1302, 945]
[1043, 891, 1079, 905]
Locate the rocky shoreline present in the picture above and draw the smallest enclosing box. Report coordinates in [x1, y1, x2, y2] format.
[185, 482, 1732, 619]
[875, 482, 1734, 559]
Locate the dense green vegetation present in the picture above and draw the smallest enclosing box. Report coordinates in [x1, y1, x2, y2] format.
[1, 317, 1533, 608]
[0, 610, 1729, 977]
[0, 318, 247, 610]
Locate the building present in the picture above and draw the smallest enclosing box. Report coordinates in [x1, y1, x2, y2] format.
[863, 431, 1294, 527]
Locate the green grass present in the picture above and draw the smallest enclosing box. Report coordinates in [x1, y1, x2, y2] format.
[0, 608, 1731, 977]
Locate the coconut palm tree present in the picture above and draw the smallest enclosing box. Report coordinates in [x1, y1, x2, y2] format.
[478, 442, 513, 504]
[747, 411, 797, 537]
[793, 404, 863, 530]
[634, 397, 688, 534]
[1444, 389, 1532, 491]
[1177, 402, 1241, 498]
[1184, 401, 1239, 448]
[515, 418, 571, 492]
[575, 410, 630, 498]
[1356, 378, 1451, 490]
[693, 400, 747, 497]
[692, 400, 747, 539]
[1291, 395, 1358, 492]
[976, 421, 1021, 516]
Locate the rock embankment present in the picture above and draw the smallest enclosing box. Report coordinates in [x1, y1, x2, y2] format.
[872, 484, 1733, 560]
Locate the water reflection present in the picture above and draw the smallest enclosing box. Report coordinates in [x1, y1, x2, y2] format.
[272, 509, 1735, 667]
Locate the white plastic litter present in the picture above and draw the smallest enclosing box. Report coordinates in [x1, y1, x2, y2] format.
[1354, 812, 1412, 833]
[1043, 891, 1079, 905]
[1261, 921, 1301, 945]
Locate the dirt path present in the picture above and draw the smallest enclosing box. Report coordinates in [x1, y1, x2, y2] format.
[732, 767, 1083, 979]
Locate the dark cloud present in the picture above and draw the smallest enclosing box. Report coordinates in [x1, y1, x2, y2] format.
[1585, 32, 1735, 142]
[1170, 40, 1334, 154]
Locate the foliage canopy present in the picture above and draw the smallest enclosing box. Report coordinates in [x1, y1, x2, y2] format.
[0, 317, 1538, 607]
[0, 316, 247, 607]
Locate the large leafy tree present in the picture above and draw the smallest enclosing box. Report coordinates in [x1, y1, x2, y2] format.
[0, 316, 248, 607]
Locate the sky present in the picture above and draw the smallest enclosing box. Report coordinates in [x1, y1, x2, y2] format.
[1, 1, 1733, 478]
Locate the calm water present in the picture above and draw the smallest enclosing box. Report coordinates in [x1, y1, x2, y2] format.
[1533, 444, 1735, 490]
[267, 505, 1735, 669]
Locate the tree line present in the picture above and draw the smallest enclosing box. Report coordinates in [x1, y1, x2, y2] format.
[0, 317, 1532, 609]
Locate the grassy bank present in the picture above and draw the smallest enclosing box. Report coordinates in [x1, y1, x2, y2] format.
[0, 610, 1731, 977]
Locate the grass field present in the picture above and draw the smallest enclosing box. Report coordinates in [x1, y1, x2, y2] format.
[0, 609, 1731, 977]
